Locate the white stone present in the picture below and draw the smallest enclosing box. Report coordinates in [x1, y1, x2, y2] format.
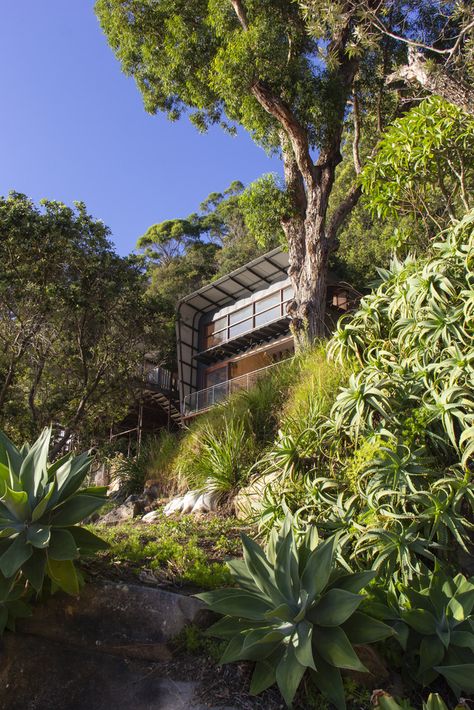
[200, 490, 220, 512]
[163, 497, 184, 516]
[141, 510, 161, 523]
[180, 490, 201, 514]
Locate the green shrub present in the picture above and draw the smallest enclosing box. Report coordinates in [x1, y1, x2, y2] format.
[254, 215, 474, 585]
[198, 516, 392, 709]
[194, 418, 256, 496]
[0, 427, 107, 602]
[0, 575, 31, 634]
[141, 430, 181, 495]
[111, 431, 181, 498]
[380, 571, 474, 696]
[376, 691, 458, 710]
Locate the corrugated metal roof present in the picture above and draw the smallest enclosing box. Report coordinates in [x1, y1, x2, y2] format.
[178, 246, 289, 314]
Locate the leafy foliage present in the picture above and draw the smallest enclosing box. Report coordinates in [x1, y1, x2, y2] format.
[375, 691, 463, 710]
[0, 192, 162, 450]
[199, 516, 392, 709]
[90, 512, 246, 589]
[362, 98, 474, 242]
[378, 571, 474, 696]
[0, 427, 107, 601]
[253, 214, 473, 585]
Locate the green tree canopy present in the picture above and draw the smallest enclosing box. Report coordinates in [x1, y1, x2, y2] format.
[361, 96, 474, 243]
[0, 192, 163, 453]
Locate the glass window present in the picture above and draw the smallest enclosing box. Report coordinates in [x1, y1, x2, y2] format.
[282, 285, 293, 302]
[255, 305, 281, 326]
[255, 290, 281, 314]
[202, 316, 228, 348]
[229, 317, 252, 338]
[229, 304, 253, 325]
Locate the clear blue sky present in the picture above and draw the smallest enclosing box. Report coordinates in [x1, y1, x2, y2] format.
[0, 1, 281, 255]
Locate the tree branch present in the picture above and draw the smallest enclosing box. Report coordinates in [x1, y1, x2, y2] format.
[327, 183, 362, 246]
[230, 0, 248, 31]
[251, 81, 315, 188]
[352, 93, 362, 174]
[387, 48, 474, 116]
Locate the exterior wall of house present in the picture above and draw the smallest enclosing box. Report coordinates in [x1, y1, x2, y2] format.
[176, 246, 360, 417]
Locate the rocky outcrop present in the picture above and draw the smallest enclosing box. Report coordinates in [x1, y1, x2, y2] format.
[0, 582, 222, 710]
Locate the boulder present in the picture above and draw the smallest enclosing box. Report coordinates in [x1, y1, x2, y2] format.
[191, 491, 220, 514]
[233, 472, 278, 520]
[180, 490, 201, 514]
[98, 500, 136, 525]
[163, 490, 221, 516]
[163, 496, 185, 516]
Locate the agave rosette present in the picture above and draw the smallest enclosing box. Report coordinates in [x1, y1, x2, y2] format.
[0, 427, 108, 595]
[198, 519, 392, 709]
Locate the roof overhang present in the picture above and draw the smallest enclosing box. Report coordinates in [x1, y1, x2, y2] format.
[177, 246, 289, 315]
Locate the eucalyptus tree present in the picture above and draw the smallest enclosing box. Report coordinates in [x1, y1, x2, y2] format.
[96, 0, 426, 345]
[326, 1, 474, 114]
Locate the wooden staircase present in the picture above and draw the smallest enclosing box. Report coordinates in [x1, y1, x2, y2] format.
[143, 367, 183, 427]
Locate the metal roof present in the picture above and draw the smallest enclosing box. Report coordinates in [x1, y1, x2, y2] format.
[177, 246, 289, 314]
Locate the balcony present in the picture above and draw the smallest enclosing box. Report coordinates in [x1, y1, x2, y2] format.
[198, 284, 293, 364]
[183, 360, 289, 417]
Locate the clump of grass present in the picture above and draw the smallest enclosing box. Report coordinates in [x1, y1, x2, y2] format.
[172, 358, 297, 494]
[280, 345, 351, 434]
[110, 431, 181, 499]
[143, 430, 183, 496]
[172, 623, 226, 662]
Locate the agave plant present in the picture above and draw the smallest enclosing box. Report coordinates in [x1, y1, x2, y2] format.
[375, 691, 463, 710]
[0, 428, 108, 596]
[389, 571, 474, 695]
[198, 517, 392, 709]
[0, 574, 31, 634]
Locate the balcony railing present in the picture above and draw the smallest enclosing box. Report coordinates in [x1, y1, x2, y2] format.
[202, 284, 293, 351]
[183, 360, 289, 416]
[145, 366, 177, 392]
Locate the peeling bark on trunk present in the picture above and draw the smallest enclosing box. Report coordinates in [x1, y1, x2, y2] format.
[286, 217, 329, 347]
[388, 49, 474, 116]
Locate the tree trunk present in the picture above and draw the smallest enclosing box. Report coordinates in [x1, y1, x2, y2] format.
[388, 49, 474, 116]
[284, 211, 329, 348]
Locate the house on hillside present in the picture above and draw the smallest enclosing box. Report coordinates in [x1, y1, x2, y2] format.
[176, 246, 359, 420]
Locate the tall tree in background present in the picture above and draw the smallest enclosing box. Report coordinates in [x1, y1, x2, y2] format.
[0, 193, 163, 453]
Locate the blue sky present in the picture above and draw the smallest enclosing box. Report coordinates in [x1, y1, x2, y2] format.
[0, 1, 281, 255]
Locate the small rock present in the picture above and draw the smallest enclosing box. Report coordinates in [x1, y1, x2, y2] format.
[98, 501, 136, 525]
[180, 490, 201, 514]
[141, 510, 161, 523]
[163, 496, 184, 516]
[200, 490, 220, 512]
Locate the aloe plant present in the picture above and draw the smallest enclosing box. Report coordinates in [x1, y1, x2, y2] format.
[198, 518, 392, 709]
[0, 427, 108, 596]
[388, 571, 474, 696]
